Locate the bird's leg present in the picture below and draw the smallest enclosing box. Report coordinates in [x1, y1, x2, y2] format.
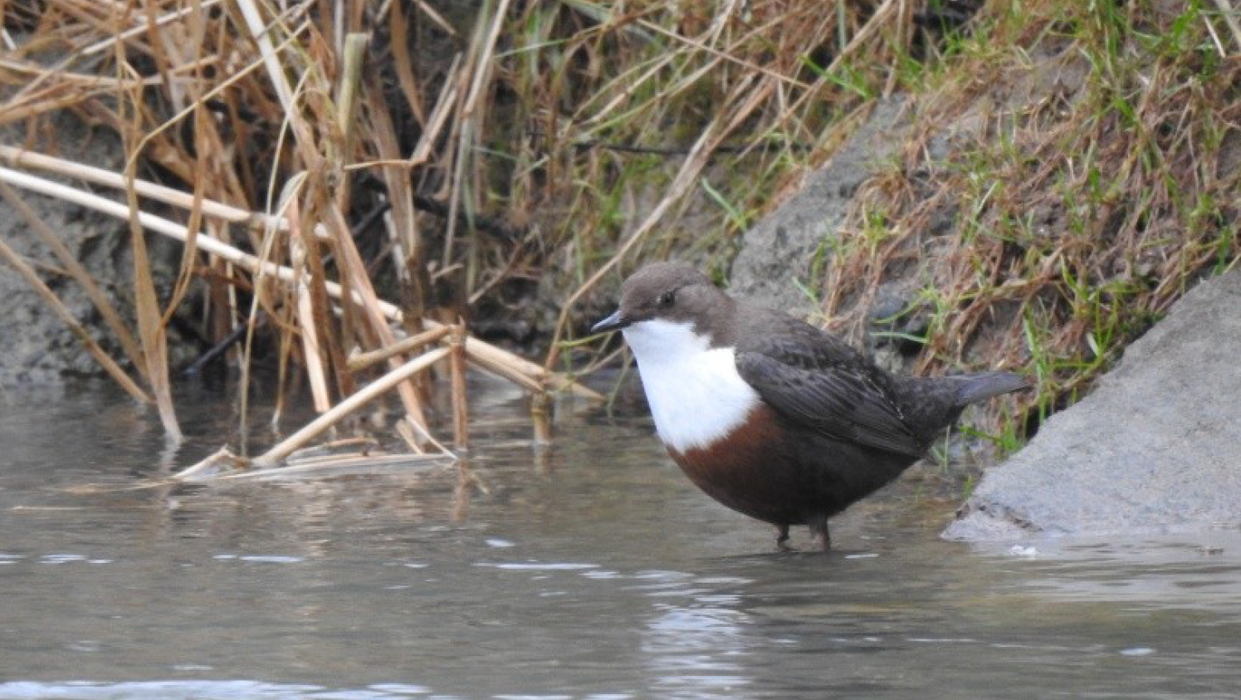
[775, 523, 792, 551]
[808, 516, 831, 551]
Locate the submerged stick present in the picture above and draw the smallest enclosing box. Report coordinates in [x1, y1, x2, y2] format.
[170, 446, 251, 481]
[206, 452, 454, 482]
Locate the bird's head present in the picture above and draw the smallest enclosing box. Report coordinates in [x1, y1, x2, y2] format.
[591, 262, 731, 355]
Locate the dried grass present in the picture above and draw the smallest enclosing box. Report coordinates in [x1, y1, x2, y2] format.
[0, 0, 612, 471]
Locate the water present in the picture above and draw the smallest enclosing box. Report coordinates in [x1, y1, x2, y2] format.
[1, 380, 1240, 699]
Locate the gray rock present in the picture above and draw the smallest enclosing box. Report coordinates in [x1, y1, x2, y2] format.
[1, 118, 124, 382]
[0, 114, 190, 384]
[944, 267, 1241, 541]
[729, 99, 909, 317]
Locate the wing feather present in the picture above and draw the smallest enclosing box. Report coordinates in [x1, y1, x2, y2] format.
[734, 330, 923, 457]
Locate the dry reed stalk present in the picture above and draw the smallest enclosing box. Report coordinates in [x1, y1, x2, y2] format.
[443, 0, 516, 294]
[332, 32, 369, 211]
[215, 453, 454, 482]
[286, 451, 397, 468]
[0, 163, 599, 400]
[530, 391, 552, 447]
[348, 326, 452, 372]
[80, 0, 225, 56]
[254, 346, 451, 467]
[245, 14, 432, 435]
[385, 1, 425, 125]
[0, 57, 163, 90]
[324, 203, 432, 433]
[119, 69, 181, 441]
[449, 323, 469, 451]
[361, 70, 434, 370]
[168, 446, 251, 482]
[405, 52, 462, 168]
[172, 449, 452, 483]
[234, 0, 296, 111]
[633, 17, 812, 90]
[461, 346, 544, 394]
[287, 199, 332, 414]
[363, 80, 421, 289]
[0, 146, 331, 242]
[395, 413, 458, 457]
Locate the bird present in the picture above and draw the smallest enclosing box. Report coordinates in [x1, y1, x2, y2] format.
[591, 261, 1027, 550]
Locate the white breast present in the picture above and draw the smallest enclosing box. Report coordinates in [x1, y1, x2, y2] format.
[622, 319, 761, 454]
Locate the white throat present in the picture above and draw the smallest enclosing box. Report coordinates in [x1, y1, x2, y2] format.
[621, 318, 760, 454]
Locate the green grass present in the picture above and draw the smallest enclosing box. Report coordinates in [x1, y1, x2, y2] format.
[810, 0, 1238, 444]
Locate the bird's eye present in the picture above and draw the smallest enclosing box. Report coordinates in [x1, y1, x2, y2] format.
[658, 290, 676, 307]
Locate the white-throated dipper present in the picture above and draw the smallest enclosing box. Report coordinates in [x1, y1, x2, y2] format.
[592, 262, 1028, 550]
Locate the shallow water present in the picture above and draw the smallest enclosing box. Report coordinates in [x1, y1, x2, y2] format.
[1, 380, 1240, 699]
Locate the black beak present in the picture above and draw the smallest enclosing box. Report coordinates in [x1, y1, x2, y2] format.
[591, 309, 631, 334]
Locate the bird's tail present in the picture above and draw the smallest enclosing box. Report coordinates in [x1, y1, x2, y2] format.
[897, 371, 1030, 441]
[954, 371, 1030, 407]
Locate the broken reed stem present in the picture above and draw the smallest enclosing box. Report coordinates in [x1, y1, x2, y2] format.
[169, 446, 250, 481]
[531, 391, 552, 447]
[121, 120, 182, 441]
[347, 326, 452, 371]
[449, 323, 469, 452]
[212, 453, 453, 482]
[254, 346, 451, 467]
[334, 32, 369, 184]
[463, 345, 544, 393]
[0, 145, 331, 243]
[288, 200, 333, 414]
[324, 203, 433, 433]
[0, 164, 601, 401]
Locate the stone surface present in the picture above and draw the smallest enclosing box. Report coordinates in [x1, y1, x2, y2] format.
[0, 114, 189, 384]
[944, 267, 1241, 541]
[1, 117, 125, 382]
[728, 98, 909, 318]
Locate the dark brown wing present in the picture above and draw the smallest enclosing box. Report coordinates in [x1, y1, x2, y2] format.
[734, 321, 923, 457]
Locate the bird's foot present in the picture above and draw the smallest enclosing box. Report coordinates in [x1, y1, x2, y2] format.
[808, 517, 831, 552]
[775, 524, 792, 551]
